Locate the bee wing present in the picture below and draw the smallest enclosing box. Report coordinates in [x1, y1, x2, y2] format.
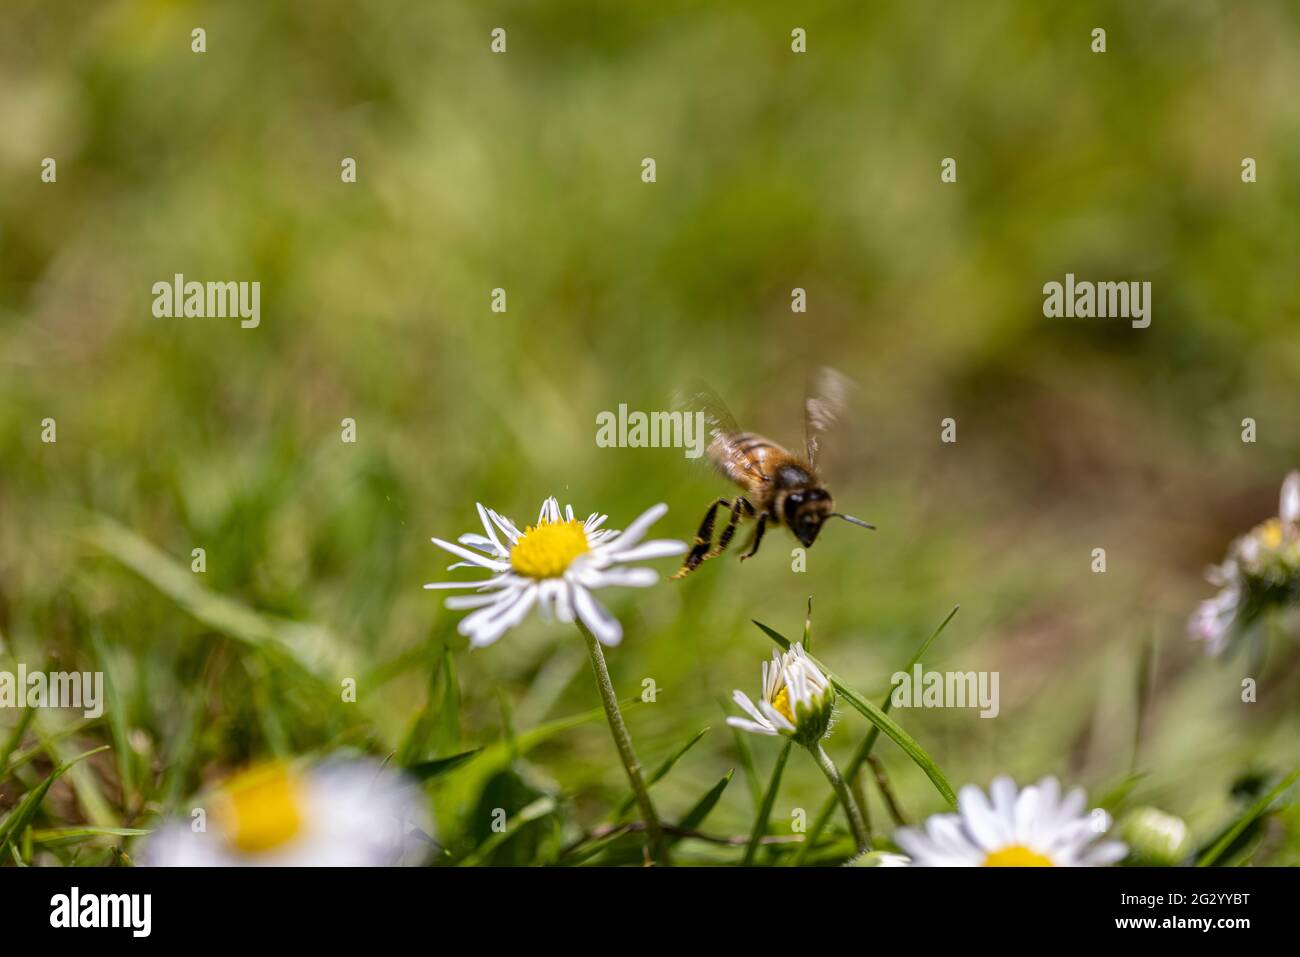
[803, 366, 857, 470]
[674, 381, 769, 488]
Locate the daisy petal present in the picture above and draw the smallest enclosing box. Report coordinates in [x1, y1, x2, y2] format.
[423, 575, 509, 591]
[573, 585, 623, 646]
[1083, 840, 1129, 866]
[444, 592, 509, 610]
[607, 539, 689, 562]
[461, 586, 537, 648]
[488, 508, 522, 544]
[551, 579, 575, 623]
[431, 538, 510, 571]
[958, 784, 1007, 850]
[475, 503, 508, 555]
[732, 690, 769, 726]
[1281, 471, 1300, 525]
[757, 699, 796, 733]
[578, 566, 659, 588]
[726, 716, 777, 736]
[609, 503, 669, 551]
[457, 533, 502, 554]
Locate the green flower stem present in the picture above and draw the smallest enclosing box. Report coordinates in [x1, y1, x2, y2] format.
[849, 764, 872, 836]
[797, 737, 871, 865]
[809, 741, 869, 854]
[577, 620, 670, 866]
[743, 738, 793, 866]
[792, 605, 959, 865]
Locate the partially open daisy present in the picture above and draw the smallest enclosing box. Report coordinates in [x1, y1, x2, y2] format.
[727, 641, 867, 852]
[895, 776, 1127, 867]
[727, 642, 834, 746]
[140, 758, 429, 867]
[1190, 471, 1300, 656]
[426, 497, 687, 648]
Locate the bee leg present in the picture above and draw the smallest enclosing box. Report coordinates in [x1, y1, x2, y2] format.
[712, 497, 755, 557]
[671, 498, 731, 579]
[738, 514, 768, 562]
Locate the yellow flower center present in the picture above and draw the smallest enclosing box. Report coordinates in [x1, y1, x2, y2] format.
[983, 844, 1054, 867]
[219, 763, 305, 854]
[771, 686, 795, 724]
[509, 519, 590, 578]
[1259, 518, 1284, 549]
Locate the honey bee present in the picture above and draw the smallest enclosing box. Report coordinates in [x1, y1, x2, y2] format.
[671, 368, 875, 579]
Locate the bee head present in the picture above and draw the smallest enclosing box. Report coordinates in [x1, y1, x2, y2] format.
[783, 489, 833, 547]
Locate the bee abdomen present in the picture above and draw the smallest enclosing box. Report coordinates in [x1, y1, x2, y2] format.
[732, 432, 773, 451]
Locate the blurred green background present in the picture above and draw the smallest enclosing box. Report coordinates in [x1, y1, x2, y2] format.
[2, 0, 1299, 864]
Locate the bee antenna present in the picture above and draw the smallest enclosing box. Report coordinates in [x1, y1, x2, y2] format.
[829, 512, 876, 531]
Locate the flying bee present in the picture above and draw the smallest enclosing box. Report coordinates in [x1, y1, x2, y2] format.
[671, 367, 875, 579]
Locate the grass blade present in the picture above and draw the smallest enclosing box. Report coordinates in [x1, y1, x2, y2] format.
[743, 739, 793, 866]
[33, 717, 117, 828]
[455, 797, 558, 867]
[1197, 767, 1300, 867]
[398, 648, 448, 766]
[727, 716, 763, 811]
[0, 709, 35, 780]
[0, 746, 110, 855]
[434, 700, 639, 821]
[89, 628, 136, 810]
[671, 769, 733, 840]
[86, 517, 352, 683]
[436, 645, 461, 755]
[406, 748, 482, 781]
[612, 727, 709, 821]
[30, 826, 150, 849]
[641, 771, 737, 854]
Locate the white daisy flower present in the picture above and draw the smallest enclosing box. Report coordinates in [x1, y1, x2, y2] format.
[895, 776, 1127, 867]
[140, 759, 430, 867]
[1190, 471, 1300, 656]
[425, 497, 686, 648]
[727, 642, 835, 746]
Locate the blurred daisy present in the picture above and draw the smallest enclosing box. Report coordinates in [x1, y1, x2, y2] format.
[426, 497, 686, 648]
[727, 642, 834, 746]
[1121, 806, 1191, 866]
[895, 776, 1126, 867]
[1190, 471, 1300, 656]
[141, 758, 429, 867]
[847, 851, 911, 867]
